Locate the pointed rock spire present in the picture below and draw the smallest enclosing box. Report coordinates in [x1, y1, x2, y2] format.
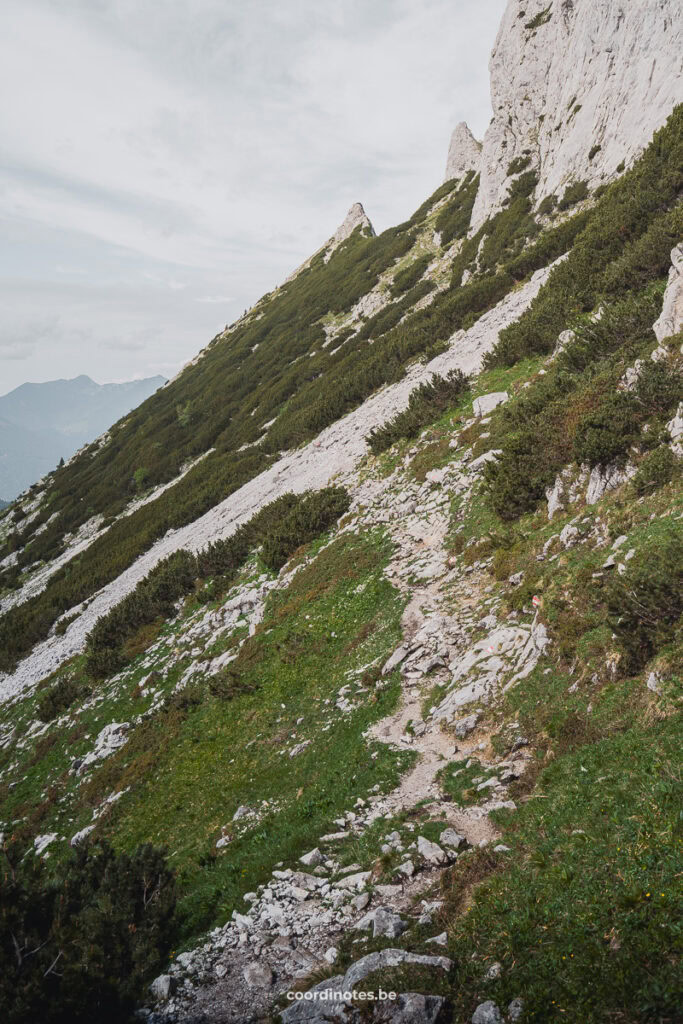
[332, 202, 375, 245]
[444, 122, 482, 183]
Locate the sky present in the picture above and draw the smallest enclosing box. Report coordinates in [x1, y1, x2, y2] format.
[0, 0, 506, 395]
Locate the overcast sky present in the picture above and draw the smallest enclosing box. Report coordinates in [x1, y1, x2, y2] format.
[0, 0, 506, 395]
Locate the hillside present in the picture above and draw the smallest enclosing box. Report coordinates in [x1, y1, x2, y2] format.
[0, 375, 166, 501]
[0, 1, 681, 1022]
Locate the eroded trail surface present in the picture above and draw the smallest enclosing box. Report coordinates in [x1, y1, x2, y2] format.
[145, 441, 539, 1024]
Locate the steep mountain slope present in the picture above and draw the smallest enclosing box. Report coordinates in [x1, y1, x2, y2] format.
[0, 375, 165, 500]
[0, 1, 681, 1021]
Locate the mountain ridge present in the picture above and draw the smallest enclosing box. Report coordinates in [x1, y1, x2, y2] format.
[0, 2, 681, 1021]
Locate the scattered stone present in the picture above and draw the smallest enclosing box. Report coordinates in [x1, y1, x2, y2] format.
[149, 974, 176, 1001]
[243, 962, 274, 988]
[473, 392, 508, 417]
[485, 961, 502, 980]
[427, 932, 448, 946]
[299, 847, 323, 868]
[440, 828, 466, 851]
[454, 713, 479, 739]
[508, 998, 524, 1022]
[417, 836, 448, 866]
[472, 1001, 504, 1024]
[398, 859, 415, 878]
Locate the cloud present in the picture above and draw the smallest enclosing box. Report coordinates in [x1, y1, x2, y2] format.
[0, 0, 507, 392]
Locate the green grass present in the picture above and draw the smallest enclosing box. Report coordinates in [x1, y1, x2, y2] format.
[440, 718, 681, 1022]
[0, 529, 414, 943]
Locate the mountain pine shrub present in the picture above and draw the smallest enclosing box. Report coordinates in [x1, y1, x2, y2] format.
[366, 370, 470, 453]
[0, 840, 176, 1024]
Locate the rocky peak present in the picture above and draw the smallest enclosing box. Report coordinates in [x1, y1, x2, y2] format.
[470, 0, 683, 229]
[332, 202, 375, 245]
[444, 121, 482, 183]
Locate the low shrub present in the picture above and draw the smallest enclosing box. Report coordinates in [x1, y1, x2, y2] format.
[573, 392, 639, 467]
[632, 445, 678, 496]
[558, 179, 589, 211]
[36, 676, 91, 723]
[366, 370, 470, 454]
[607, 522, 682, 670]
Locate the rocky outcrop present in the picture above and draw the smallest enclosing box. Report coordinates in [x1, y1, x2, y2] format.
[470, 0, 683, 229]
[444, 121, 482, 183]
[653, 244, 683, 342]
[329, 203, 374, 248]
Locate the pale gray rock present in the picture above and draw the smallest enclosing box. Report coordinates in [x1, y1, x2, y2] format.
[508, 998, 525, 1022]
[149, 974, 176, 1001]
[444, 122, 482, 183]
[382, 644, 410, 675]
[472, 1001, 504, 1024]
[372, 907, 408, 939]
[299, 847, 323, 868]
[374, 992, 445, 1023]
[653, 244, 683, 342]
[77, 722, 129, 773]
[243, 962, 273, 988]
[330, 202, 375, 249]
[440, 828, 466, 850]
[473, 392, 508, 417]
[454, 713, 479, 739]
[343, 949, 452, 990]
[586, 462, 636, 504]
[666, 402, 683, 456]
[417, 836, 448, 866]
[471, 1, 683, 230]
[470, 450, 502, 472]
[70, 824, 96, 847]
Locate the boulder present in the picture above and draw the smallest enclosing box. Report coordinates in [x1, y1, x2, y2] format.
[375, 992, 446, 1023]
[472, 1002, 504, 1024]
[417, 836, 448, 866]
[243, 962, 273, 988]
[440, 828, 466, 850]
[299, 847, 323, 868]
[149, 974, 176, 1001]
[473, 392, 508, 417]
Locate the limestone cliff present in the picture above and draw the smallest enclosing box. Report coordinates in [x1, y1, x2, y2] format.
[443, 121, 482, 183]
[470, 0, 683, 229]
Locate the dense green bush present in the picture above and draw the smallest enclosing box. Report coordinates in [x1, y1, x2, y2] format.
[632, 445, 678, 496]
[486, 105, 683, 368]
[390, 254, 431, 295]
[260, 487, 350, 571]
[434, 172, 479, 245]
[0, 840, 176, 1024]
[507, 155, 532, 176]
[607, 522, 682, 670]
[573, 393, 640, 467]
[558, 180, 589, 210]
[484, 288, 668, 519]
[366, 370, 470, 454]
[36, 675, 91, 723]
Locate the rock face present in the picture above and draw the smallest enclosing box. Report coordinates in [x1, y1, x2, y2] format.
[444, 121, 482, 183]
[653, 244, 683, 342]
[470, 0, 683, 229]
[331, 202, 375, 246]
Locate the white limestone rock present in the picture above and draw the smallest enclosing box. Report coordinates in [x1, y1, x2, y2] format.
[666, 402, 683, 456]
[326, 202, 375, 261]
[471, 0, 683, 230]
[444, 121, 482, 183]
[473, 392, 508, 417]
[653, 244, 683, 342]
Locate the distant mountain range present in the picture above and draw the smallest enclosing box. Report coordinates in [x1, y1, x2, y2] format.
[0, 374, 165, 501]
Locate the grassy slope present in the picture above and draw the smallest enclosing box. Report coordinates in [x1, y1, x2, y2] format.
[0, 530, 413, 939]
